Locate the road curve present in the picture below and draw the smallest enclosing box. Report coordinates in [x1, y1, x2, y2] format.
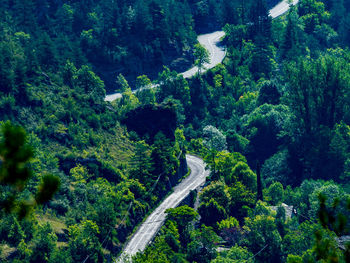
[117, 155, 209, 261]
[105, 0, 298, 102]
[181, 31, 226, 79]
[104, 30, 225, 102]
[270, 0, 299, 19]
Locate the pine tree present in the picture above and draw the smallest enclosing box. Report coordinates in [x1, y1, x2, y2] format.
[248, 0, 273, 78]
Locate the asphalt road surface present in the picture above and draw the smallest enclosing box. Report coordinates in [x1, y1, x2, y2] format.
[117, 155, 209, 261]
[270, 0, 299, 18]
[181, 31, 226, 79]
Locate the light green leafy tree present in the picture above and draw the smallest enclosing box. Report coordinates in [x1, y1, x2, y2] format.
[203, 125, 227, 177]
[266, 182, 284, 206]
[212, 245, 253, 263]
[187, 225, 219, 263]
[136, 75, 155, 105]
[30, 223, 57, 263]
[245, 214, 282, 263]
[166, 205, 198, 246]
[194, 43, 210, 75]
[68, 219, 103, 263]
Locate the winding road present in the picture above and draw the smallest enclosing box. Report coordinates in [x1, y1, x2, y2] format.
[270, 0, 299, 18]
[181, 31, 226, 79]
[104, 29, 226, 102]
[115, 0, 299, 260]
[105, 0, 298, 102]
[117, 155, 209, 262]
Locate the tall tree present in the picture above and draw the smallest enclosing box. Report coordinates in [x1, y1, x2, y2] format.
[194, 43, 210, 75]
[129, 140, 154, 187]
[285, 53, 350, 180]
[282, 5, 301, 59]
[248, 0, 272, 42]
[256, 162, 263, 201]
[203, 125, 227, 177]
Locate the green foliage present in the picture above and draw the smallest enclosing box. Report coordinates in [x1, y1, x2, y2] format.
[256, 80, 281, 106]
[203, 125, 227, 152]
[194, 43, 210, 74]
[7, 216, 26, 246]
[166, 205, 199, 247]
[281, 5, 303, 59]
[283, 221, 320, 257]
[284, 53, 350, 181]
[68, 220, 103, 263]
[228, 162, 256, 191]
[0, 121, 33, 187]
[75, 65, 106, 103]
[217, 216, 242, 246]
[298, 0, 330, 33]
[129, 140, 154, 187]
[286, 254, 303, 263]
[70, 165, 92, 185]
[116, 88, 141, 118]
[200, 181, 230, 209]
[151, 132, 180, 194]
[309, 183, 345, 220]
[166, 205, 199, 232]
[30, 223, 57, 263]
[1, 0, 350, 261]
[198, 199, 227, 227]
[228, 181, 256, 221]
[212, 245, 253, 263]
[329, 122, 350, 182]
[157, 67, 192, 109]
[203, 126, 227, 177]
[244, 103, 289, 162]
[133, 221, 184, 263]
[261, 150, 292, 185]
[187, 225, 219, 263]
[212, 151, 246, 180]
[217, 216, 239, 231]
[245, 214, 282, 262]
[266, 182, 284, 205]
[223, 24, 247, 49]
[0, 122, 60, 218]
[135, 75, 156, 105]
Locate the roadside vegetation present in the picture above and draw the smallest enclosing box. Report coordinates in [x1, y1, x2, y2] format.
[0, 0, 350, 262]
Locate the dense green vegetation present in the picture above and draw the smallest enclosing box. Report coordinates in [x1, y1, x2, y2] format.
[130, 0, 350, 262]
[1, 0, 350, 262]
[0, 1, 190, 261]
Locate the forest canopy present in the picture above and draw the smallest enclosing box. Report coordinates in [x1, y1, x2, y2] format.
[1, 0, 350, 262]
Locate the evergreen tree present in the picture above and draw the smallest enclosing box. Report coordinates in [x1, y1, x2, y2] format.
[129, 140, 154, 187]
[282, 6, 301, 59]
[248, 0, 272, 42]
[257, 162, 263, 201]
[13, 0, 37, 30]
